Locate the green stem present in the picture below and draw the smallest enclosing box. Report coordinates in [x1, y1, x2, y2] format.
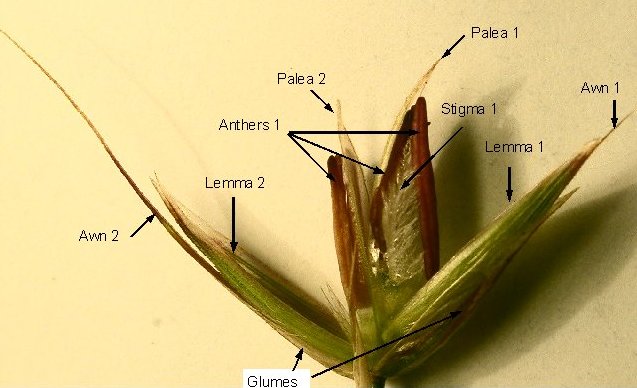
[371, 376, 386, 388]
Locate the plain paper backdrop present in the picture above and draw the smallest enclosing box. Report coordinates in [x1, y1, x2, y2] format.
[1, 2, 636, 387]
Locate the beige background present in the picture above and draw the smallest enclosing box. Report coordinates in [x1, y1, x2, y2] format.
[1, 1, 636, 387]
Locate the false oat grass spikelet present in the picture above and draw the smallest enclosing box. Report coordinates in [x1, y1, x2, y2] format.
[2, 29, 634, 387]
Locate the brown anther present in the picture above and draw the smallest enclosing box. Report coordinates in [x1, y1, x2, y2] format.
[410, 97, 440, 279]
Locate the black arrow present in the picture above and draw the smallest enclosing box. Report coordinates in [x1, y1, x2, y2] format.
[311, 311, 461, 378]
[442, 34, 466, 59]
[288, 133, 335, 180]
[292, 348, 303, 371]
[611, 100, 618, 128]
[401, 126, 464, 189]
[290, 133, 384, 174]
[230, 197, 238, 252]
[130, 214, 155, 237]
[288, 130, 418, 136]
[310, 89, 333, 113]
[506, 166, 513, 201]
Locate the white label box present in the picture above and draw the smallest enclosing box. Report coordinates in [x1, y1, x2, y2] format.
[243, 369, 310, 388]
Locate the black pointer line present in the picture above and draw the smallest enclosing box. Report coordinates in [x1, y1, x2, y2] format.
[230, 197, 238, 252]
[448, 35, 465, 51]
[310, 89, 333, 113]
[442, 34, 466, 58]
[288, 130, 417, 136]
[310, 89, 327, 105]
[506, 166, 513, 202]
[612, 100, 618, 128]
[292, 348, 303, 371]
[311, 311, 461, 378]
[130, 214, 154, 237]
[290, 134, 383, 174]
[288, 134, 334, 180]
[401, 126, 464, 189]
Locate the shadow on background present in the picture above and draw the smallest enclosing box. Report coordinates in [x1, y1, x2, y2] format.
[395, 185, 636, 386]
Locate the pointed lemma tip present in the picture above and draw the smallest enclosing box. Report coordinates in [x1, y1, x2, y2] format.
[601, 105, 637, 143]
